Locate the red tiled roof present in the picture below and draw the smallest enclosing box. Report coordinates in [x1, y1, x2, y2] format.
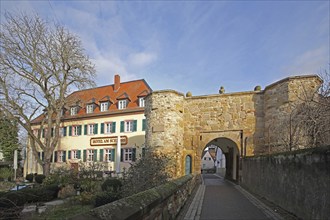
[31, 76, 152, 124]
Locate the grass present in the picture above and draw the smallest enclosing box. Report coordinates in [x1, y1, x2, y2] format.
[30, 203, 93, 220]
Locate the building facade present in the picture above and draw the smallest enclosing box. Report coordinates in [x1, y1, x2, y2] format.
[24, 75, 152, 176]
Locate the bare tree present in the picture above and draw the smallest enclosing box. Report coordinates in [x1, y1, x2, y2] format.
[0, 12, 96, 175]
[271, 71, 330, 152]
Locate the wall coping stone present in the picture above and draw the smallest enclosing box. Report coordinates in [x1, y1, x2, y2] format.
[263, 74, 321, 91]
[244, 145, 330, 159]
[75, 174, 194, 220]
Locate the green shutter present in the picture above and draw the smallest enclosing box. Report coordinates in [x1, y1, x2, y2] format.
[112, 122, 116, 133]
[84, 125, 87, 135]
[78, 125, 82, 135]
[142, 119, 146, 131]
[51, 153, 53, 163]
[120, 149, 124, 162]
[77, 150, 81, 159]
[111, 149, 115, 161]
[99, 149, 104, 162]
[133, 120, 137, 132]
[94, 149, 97, 161]
[101, 123, 104, 134]
[132, 148, 136, 161]
[120, 121, 124, 132]
[42, 152, 44, 161]
[54, 151, 58, 162]
[68, 150, 71, 160]
[69, 126, 72, 136]
[51, 128, 54, 137]
[63, 127, 67, 136]
[42, 129, 45, 138]
[94, 124, 98, 134]
[63, 151, 66, 162]
[83, 150, 87, 162]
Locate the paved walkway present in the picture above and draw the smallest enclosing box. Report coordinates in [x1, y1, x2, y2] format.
[184, 174, 283, 220]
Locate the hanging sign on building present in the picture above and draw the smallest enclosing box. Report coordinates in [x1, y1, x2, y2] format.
[90, 136, 128, 146]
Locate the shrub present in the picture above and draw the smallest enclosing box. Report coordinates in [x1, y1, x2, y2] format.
[0, 168, 12, 181]
[25, 173, 34, 182]
[35, 174, 46, 184]
[0, 184, 59, 208]
[78, 191, 95, 205]
[94, 191, 120, 207]
[101, 178, 122, 193]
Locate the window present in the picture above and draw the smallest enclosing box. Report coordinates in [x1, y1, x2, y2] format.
[100, 102, 109, 112]
[88, 124, 95, 135]
[120, 120, 137, 133]
[87, 149, 94, 162]
[72, 126, 79, 136]
[85, 124, 98, 135]
[123, 149, 132, 162]
[71, 106, 78, 115]
[58, 151, 65, 162]
[118, 100, 127, 109]
[139, 97, 145, 107]
[86, 104, 94, 114]
[104, 149, 113, 162]
[125, 121, 134, 132]
[71, 150, 78, 159]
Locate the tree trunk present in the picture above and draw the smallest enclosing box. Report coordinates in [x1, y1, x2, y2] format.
[43, 161, 51, 176]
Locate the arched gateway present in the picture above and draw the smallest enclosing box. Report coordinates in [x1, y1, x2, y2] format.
[145, 75, 321, 179]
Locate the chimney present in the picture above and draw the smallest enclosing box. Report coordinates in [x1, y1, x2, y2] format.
[114, 74, 120, 92]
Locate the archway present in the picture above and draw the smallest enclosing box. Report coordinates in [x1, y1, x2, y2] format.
[202, 137, 239, 181]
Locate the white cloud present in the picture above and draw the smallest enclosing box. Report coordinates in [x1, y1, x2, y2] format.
[282, 46, 328, 75]
[128, 52, 157, 68]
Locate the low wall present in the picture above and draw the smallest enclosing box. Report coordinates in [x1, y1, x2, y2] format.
[73, 174, 198, 220]
[241, 146, 330, 219]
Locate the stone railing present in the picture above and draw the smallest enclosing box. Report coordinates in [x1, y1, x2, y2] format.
[72, 174, 198, 220]
[241, 146, 330, 220]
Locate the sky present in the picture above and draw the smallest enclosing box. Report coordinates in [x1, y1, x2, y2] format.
[1, 1, 329, 96]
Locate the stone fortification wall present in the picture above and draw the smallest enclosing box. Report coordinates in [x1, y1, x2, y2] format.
[145, 90, 185, 177]
[184, 92, 264, 157]
[71, 175, 198, 220]
[145, 75, 321, 177]
[263, 76, 321, 153]
[241, 146, 330, 219]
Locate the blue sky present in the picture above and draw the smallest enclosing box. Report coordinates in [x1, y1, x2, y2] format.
[1, 1, 329, 96]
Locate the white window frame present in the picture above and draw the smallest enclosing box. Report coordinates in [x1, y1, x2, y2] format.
[70, 106, 78, 116]
[86, 104, 94, 114]
[124, 120, 134, 132]
[87, 149, 94, 162]
[105, 122, 113, 134]
[72, 125, 79, 136]
[88, 124, 95, 135]
[123, 148, 132, 162]
[59, 127, 64, 137]
[104, 149, 112, 162]
[58, 151, 64, 163]
[118, 100, 127, 110]
[139, 97, 145, 107]
[71, 150, 78, 159]
[100, 102, 109, 112]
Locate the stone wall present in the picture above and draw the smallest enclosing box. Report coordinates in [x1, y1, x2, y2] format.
[145, 75, 322, 177]
[241, 146, 330, 219]
[71, 174, 198, 220]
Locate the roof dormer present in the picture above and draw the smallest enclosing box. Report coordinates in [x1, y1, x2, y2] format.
[99, 96, 113, 112]
[117, 92, 131, 110]
[86, 98, 96, 114]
